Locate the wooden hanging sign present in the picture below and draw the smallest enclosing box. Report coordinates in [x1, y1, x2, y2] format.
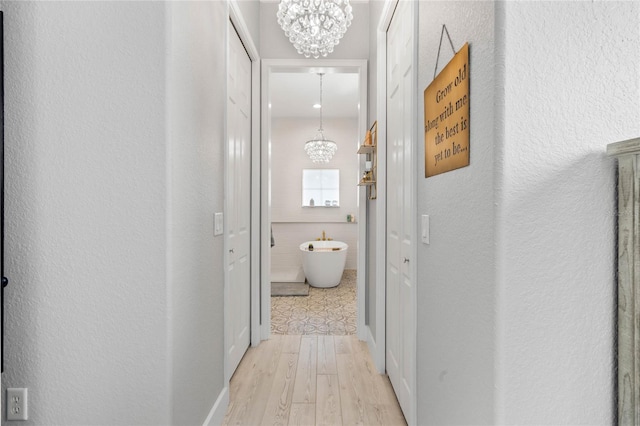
[424, 42, 469, 177]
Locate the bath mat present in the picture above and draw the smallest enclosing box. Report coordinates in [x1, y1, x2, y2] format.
[271, 282, 309, 297]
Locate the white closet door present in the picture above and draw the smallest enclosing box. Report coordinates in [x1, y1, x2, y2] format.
[386, 0, 415, 422]
[227, 22, 252, 377]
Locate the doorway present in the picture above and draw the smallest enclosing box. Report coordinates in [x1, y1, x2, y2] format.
[260, 60, 368, 341]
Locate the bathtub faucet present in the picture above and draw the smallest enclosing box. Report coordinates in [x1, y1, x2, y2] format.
[316, 230, 332, 241]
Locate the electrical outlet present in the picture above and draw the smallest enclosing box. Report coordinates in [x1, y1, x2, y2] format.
[7, 388, 27, 421]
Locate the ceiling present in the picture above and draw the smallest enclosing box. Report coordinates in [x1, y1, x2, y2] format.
[269, 72, 360, 119]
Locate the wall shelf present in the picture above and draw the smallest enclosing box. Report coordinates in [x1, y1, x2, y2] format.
[357, 145, 375, 155]
[357, 121, 377, 200]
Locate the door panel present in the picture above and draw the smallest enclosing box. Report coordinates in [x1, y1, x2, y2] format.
[386, 0, 415, 420]
[227, 22, 252, 377]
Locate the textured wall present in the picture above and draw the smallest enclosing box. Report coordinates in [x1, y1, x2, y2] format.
[496, 2, 640, 423]
[2, 2, 170, 424]
[167, 1, 228, 424]
[416, 1, 497, 424]
[271, 117, 359, 272]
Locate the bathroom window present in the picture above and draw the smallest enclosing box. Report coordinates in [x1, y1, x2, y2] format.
[302, 169, 339, 207]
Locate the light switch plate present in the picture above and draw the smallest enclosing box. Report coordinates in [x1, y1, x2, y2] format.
[421, 215, 429, 244]
[214, 212, 223, 236]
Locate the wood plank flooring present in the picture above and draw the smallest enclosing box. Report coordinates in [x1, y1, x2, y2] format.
[223, 335, 406, 426]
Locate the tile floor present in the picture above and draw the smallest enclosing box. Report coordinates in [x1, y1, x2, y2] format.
[271, 269, 357, 335]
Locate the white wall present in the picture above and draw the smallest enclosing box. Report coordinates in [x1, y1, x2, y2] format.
[416, 2, 497, 424]
[167, 1, 228, 424]
[414, 1, 639, 424]
[260, 2, 369, 59]
[1, 1, 234, 424]
[2, 2, 170, 424]
[497, 2, 640, 423]
[271, 117, 359, 272]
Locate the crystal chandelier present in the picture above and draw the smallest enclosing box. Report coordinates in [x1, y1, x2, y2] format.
[277, 0, 353, 59]
[305, 74, 337, 163]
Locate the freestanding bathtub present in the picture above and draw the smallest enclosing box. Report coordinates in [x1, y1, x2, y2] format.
[299, 241, 348, 288]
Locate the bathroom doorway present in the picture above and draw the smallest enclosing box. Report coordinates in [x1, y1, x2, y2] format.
[260, 60, 368, 340]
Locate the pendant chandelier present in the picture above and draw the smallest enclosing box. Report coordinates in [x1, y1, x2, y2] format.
[304, 73, 337, 163]
[276, 0, 353, 59]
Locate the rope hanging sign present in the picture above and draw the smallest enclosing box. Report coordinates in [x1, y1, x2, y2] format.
[424, 25, 470, 178]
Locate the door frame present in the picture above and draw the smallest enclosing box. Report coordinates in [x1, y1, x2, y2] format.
[260, 59, 368, 342]
[375, 0, 418, 424]
[224, 0, 261, 385]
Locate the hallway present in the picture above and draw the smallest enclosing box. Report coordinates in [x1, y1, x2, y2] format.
[222, 335, 406, 425]
[2, 1, 636, 424]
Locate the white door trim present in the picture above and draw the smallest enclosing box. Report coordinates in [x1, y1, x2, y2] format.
[369, 0, 397, 375]
[224, 1, 261, 386]
[260, 59, 368, 342]
[409, 4, 419, 426]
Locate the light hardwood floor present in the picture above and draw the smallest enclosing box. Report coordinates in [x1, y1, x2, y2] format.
[223, 335, 406, 426]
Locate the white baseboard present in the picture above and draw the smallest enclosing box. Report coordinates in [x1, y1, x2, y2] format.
[203, 386, 229, 426]
[366, 325, 385, 374]
[366, 324, 376, 352]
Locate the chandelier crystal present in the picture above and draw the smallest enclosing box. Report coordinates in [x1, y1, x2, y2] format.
[277, 0, 354, 59]
[304, 74, 337, 163]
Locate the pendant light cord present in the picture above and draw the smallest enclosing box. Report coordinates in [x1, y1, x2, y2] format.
[319, 73, 324, 132]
